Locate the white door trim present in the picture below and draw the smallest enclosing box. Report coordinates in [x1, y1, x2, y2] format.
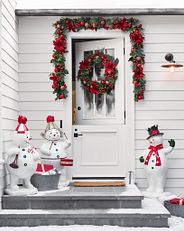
[64, 30, 135, 179]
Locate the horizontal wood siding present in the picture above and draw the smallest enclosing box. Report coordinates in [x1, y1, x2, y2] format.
[1, 0, 18, 196]
[18, 15, 184, 196]
[136, 16, 184, 196]
[18, 16, 64, 151]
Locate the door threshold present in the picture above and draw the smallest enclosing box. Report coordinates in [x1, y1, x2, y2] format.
[72, 177, 125, 180]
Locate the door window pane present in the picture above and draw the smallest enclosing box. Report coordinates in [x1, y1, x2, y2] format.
[82, 48, 116, 119]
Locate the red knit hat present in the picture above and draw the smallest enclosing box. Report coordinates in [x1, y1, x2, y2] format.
[41, 115, 62, 139]
[15, 115, 29, 134]
[45, 115, 59, 131]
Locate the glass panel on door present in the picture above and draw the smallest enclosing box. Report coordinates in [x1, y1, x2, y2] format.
[82, 48, 116, 120]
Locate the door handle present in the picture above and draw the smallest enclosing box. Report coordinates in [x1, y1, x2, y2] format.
[74, 133, 83, 138]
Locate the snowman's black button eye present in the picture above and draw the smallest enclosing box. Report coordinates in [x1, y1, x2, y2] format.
[24, 163, 27, 166]
[54, 143, 56, 145]
[22, 149, 25, 151]
[56, 149, 58, 151]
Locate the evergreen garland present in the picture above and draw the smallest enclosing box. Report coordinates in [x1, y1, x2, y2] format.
[50, 17, 146, 101]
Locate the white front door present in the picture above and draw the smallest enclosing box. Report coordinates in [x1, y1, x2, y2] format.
[73, 39, 127, 178]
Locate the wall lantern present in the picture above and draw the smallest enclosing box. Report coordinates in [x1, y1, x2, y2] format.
[161, 53, 183, 72]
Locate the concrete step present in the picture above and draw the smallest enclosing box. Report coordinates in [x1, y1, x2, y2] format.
[2, 184, 143, 209]
[0, 198, 170, 227]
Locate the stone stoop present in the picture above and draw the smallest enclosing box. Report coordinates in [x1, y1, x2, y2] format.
[2, 184, 143, 209]
[0, 185, 170, 227]
[0, 198, 170, 227]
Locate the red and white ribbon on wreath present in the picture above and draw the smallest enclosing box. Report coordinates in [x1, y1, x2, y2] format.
[144, 144, 163, 166]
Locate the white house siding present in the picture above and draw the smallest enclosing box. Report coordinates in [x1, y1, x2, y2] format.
[18, 15, 184, 197]
[18, 16, 65, 152]
[136, 16, 184, 196]
[0, 0, 18, 197]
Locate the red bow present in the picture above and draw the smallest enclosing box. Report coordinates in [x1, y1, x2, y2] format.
[144, 144, 163, 166]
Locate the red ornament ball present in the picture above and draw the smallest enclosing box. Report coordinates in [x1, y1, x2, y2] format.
[59, 94, 65, 99]
[107, 69, 113, 75]
[138, 94, 143, 100]
[136, 56, 142, 61]
[85, 22, 89, 28]
[100, 20, 105, 26]
[92, 23, 97, 28]
[60, 35, 65, 39]
[80, 21, 85, 26]
[60, 85, 66, 90]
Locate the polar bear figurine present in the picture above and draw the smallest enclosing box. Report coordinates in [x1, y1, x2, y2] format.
[5, 115, 40, 195]
[40, 115, 71, 186]
[139, 125, 175, 197]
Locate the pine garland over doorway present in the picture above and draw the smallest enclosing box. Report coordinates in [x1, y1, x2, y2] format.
[50, 17, 146, 102]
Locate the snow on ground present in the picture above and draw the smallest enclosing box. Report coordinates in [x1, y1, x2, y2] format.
[1, 216, 184, 231]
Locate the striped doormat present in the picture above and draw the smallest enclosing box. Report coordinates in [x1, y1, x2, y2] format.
[73, 181, 125, 187]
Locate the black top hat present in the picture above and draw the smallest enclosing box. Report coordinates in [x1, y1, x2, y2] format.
[146, 125, 164, 140]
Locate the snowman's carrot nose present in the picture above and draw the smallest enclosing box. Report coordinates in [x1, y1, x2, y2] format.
[29, 137, 32, 140]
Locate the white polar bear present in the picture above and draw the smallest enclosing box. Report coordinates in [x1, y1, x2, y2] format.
[5, 115, 40, 195]
[40, 115, 71, 186]
[139, 125, 175, 197]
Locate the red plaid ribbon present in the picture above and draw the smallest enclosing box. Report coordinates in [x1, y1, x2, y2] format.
[144, 144, 163, 166]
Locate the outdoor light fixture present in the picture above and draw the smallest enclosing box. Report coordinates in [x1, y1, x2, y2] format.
[161, 53, 183, 72]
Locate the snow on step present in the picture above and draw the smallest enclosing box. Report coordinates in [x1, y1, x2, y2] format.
[0, 198, 170, 227]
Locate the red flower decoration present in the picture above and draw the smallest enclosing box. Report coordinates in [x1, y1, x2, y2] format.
[53, 36, 66, 54]
[79, 59, 90, 69]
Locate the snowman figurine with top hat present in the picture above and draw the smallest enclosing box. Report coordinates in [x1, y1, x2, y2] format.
[139, 125, 175, 197]
[5, 115, 40, 195]
[40, 115, 71, 187]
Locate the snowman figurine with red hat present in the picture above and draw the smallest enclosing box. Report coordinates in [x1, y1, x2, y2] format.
[40, 115, 71, 187]
[5, 115, 40, 195]
[139, 125, 175, 197]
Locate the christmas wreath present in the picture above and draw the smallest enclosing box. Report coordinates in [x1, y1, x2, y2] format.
[50, 17, 145, 101]
[77, 50, 119, 95]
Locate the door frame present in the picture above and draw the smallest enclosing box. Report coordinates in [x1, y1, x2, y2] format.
[64, 30, 135, 180]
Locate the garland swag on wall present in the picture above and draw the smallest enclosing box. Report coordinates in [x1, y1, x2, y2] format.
[50, 17, 146, 102]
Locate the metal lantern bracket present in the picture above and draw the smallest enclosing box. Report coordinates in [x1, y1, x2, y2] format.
[161, 53, 183, 69]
